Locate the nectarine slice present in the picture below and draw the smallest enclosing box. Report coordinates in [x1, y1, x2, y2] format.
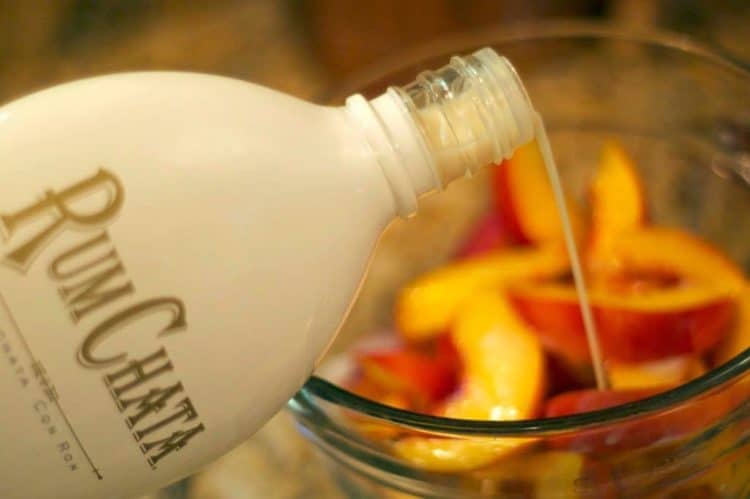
[493, 140, 584, 245]
[609, 356, 706, 390]
[508, 283, 736, 362]
[545, 387, 735, 454]
[588, 141, 647, 269]
[395, 244, 568, 341]
[545, 388, 661, 418]
[393, 292, 543, 471]
[346, 376, 412, 411]
[392, 437, 530, 473]
[357, 348, 460, 407]
[607, 228, 745, 294]
[714, 284, 750, 366]
[344, 376, 412, 440]
[545, 388, 667, 453]
[714, 284, 750, 407]
[446, 292, 545, 419]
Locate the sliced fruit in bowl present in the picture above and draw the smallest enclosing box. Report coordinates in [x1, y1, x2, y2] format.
[393, 291, 544, 471]
[544, 384, 737, 455]
[493, 140, 584, 245]
[609, 356, 707, 390]
[335, 139, 749, 475]
[507, 282, 736, 363]
[356, 348, 459, 409]
[455, 211, 509, 260]
[395, 243, 569, 341]
[587, 140, 648, 271]
[603, 227, 745, 295]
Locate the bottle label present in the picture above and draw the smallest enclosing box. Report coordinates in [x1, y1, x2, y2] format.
[0, 169, 205, 484]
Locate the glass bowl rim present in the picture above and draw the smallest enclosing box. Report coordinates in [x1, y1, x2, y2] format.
[297, 20, 750, 437]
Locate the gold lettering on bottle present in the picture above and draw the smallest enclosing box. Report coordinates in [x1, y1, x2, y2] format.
[1, 168, 205, 467]
[0, 169, 124, 272]
[104, 347, 174, 397]
[49, 231, 117, 280]
[133, 398, 198, 441]
[50, 231, 135, 323]
[140, 423, 205, 467]
[78, 298, 186, 368]
[120, 382, 184, 428]
[59, 263, 134, 324]
[102, 347, 206, 468]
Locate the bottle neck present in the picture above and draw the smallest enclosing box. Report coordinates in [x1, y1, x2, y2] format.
[343, 90, 435, 218]
[344, 48, 536, 219]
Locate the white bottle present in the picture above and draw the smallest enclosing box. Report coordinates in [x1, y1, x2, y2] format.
[0, 48, 534, 499]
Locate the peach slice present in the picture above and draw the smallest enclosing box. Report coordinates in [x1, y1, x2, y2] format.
[395, 244, 569, 341]
[493, 140, 584, 245]
[508, 283, 736, 362]
[353, 333, 461, 408]
[344, 377, 412, 441]
[545, 388, 661, 419]
[545, 388, 670, 454]
[714, 284, 750, 408]
[588, 141, 647, 269]
[714, 284, 750, 366]
[609, 356, 707, 390]
[392, 437, 531, 473]
[393, 292, 544, 471]
[344, 335, 461, 439]
[509, 227, 742, 362]
[545, 387, 736, 455]
[346, 375, 412, 410]
[446, 292, 545, 419]
[357, 348, 460, 407]
[606, 228, 745, 294]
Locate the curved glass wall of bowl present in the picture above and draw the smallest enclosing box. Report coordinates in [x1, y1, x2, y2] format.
[290, 22, 750, 499]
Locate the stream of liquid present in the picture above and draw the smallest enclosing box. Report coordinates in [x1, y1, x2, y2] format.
[533, 113, 609, 390]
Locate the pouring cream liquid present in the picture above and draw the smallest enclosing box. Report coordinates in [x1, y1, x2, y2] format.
[533, 114, 608, 389]
[402, 54, 607, 388]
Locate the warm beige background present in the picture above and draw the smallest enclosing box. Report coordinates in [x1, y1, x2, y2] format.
[1, 1, 748, 105]
[2, 2, 748, 498]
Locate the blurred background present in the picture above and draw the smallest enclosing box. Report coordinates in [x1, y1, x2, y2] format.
[1, 0, 749, 105]
[2, 1, 748, 498]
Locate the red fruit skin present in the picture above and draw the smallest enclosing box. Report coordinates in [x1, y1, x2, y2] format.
[508, 293, 592, 362]
[544, 354, 591, 397]
[434, 332, 462, 373]
[455, 211, 509, 260]
[545, 388, 666, 454]
[544, 388, 734, 455]
[508, 290, 735, 363]
[356, 335, 461, 406]
[545, 389, 659, 418]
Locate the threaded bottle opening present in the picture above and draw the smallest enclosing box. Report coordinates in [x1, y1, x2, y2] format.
[393, 47, 535, 186]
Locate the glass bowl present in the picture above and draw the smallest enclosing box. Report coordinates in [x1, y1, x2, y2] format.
[289, 22, 750, 498]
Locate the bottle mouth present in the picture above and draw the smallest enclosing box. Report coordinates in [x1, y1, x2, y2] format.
[470, 47, 536, 161]
[393, 47, 537, 187]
